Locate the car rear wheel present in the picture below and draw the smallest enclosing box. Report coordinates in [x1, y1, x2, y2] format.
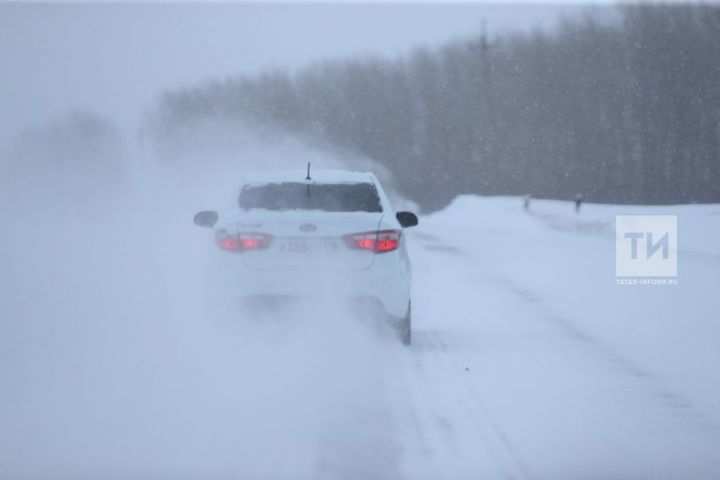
[398, 301, 411, 346]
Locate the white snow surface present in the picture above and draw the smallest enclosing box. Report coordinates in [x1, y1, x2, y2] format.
[1, 189, 719, 479]
[403, 196, 720, 479]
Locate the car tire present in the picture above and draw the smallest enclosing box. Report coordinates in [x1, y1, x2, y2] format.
[399, 301, 412, 346]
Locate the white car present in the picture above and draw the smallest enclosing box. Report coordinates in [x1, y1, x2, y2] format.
[193, 168, 418, 344]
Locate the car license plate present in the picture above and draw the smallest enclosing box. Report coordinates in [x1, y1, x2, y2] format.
[278, 238, 339, 254]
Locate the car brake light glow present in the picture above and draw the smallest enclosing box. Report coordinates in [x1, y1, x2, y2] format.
[344, 230, 401, 254]
[215, 231, 272, 252]
[241, 237, 261, 249]
[355, 238, 375, 250]
[218, 238, 241, 251]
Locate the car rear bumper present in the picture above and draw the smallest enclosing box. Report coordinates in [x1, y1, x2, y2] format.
[213, 257, 410, 318]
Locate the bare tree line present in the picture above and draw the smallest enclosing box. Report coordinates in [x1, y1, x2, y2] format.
[149, 4, 720, 211]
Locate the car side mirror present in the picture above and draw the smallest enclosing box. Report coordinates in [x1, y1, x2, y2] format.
[193, 210, 218, 228]
[396, 211, 418, 228]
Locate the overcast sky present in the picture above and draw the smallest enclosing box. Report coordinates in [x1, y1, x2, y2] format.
[0, 2, 599, 143]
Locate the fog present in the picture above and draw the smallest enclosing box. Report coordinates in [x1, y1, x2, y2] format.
[0, 117, 407, 477]
[0, 2, 587, 144]
[0, 20, 401, 468]
[2, 2, 719, 479]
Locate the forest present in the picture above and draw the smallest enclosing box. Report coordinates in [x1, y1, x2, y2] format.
[148, 4, 720, 211]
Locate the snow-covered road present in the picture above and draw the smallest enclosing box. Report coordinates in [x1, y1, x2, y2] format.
[1, 194, 719, 479]
[395, 197, 720, 479]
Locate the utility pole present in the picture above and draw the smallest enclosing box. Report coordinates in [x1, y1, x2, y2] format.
[468, 19, 497, 189]
[480, 19, 489, 53]
[479, 19, 495, 129]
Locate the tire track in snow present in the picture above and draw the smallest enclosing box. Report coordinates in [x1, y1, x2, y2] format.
[410, 234, 535, 479]
[394, 353, 451, 480]
[488, 274, 720, 438]
[418, 233, 720, 441]
[424, 330, 534, 480]
[400, 330, 533, 480]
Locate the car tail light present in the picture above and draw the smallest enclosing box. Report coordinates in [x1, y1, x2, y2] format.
[215, 231, 272, 252]
[344, 230, 401, 254]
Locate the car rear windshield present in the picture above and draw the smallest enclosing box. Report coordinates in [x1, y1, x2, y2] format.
[238, 182, 383, 212]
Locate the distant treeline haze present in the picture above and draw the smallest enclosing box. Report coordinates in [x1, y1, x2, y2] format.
[149, 4, 720, 211]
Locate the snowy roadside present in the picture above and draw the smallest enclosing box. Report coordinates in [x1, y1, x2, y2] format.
[400, 195, 720, 478]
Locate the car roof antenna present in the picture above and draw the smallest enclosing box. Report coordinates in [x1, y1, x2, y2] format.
[305, 162, 311, 181]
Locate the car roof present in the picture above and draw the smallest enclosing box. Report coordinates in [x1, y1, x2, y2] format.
[240, 169, 377, 185]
